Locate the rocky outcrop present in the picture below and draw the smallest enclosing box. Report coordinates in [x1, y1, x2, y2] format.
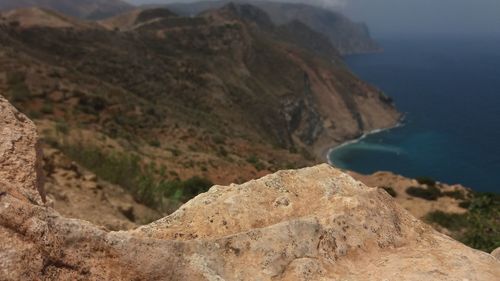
[1, 96, 499, 280]
[0, 95, 45, 204]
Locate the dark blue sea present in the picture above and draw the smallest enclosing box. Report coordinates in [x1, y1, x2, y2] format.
[328, 36, 500, 192]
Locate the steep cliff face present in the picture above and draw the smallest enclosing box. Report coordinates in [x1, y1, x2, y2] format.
[245, 1, 382, 55]
[1, 96, 499, 280]
[0, 5, 399, 187]
[167, 0, 381, 55]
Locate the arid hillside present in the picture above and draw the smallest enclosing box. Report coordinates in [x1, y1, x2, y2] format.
[0, 4, 399, 212]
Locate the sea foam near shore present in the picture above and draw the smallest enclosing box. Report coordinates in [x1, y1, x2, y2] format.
[327, 121, 405, 166]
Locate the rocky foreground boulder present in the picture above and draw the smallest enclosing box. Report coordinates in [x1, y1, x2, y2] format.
[1, 95, 499, 280]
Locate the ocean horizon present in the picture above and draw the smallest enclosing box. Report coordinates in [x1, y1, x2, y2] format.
[329, 35, 500, 193]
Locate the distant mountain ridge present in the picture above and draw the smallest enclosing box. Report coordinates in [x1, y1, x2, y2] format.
[0, 0, 133, 19]
[164, 0, 381, 55]
[0, 0, 381, 54]
[0, 4, 399, 188]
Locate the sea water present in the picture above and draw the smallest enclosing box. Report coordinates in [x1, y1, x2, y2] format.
[328, 36, 500, 192]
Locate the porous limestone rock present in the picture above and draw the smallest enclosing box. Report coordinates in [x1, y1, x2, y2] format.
[0, 95, 45, 204]
[1, 95, 499, 280]
[492, 247, 500, 261]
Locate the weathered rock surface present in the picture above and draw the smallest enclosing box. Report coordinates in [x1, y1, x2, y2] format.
[0, 95, 45, 204]
[1, 96, 499, 280]
[492, 247, 500, 260]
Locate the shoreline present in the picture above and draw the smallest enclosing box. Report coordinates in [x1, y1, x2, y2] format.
[325, 118, 406, 166]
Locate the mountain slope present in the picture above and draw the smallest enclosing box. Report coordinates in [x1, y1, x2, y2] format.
[255, 1, 381, 55]
[166, 0, 380, 55]
[1, 110, 499, 280]
[0, 0, 133, 19]
[0, 4, 399, 209]
[0, 7, 100, 28]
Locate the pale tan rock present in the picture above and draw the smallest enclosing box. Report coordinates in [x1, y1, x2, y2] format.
[0, 95, 499, 280]
[492, 247, 500, 260]
[0, 95, 45, 204]
[83, 174, 97, 182]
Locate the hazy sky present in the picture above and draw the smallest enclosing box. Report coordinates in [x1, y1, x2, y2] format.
[126, 0, 500, 37]
[342, 0, 500, 37]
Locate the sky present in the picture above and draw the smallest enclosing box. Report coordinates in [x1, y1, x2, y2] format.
[126, 0, 500, 37]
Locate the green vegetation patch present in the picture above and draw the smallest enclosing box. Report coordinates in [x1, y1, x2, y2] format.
[381, 186, 397, 197]
[246, 154, 265, 171]
[212, 134, 226, 145]
[407, 178, 467, 201]
[442, 190, 466, 200]
[425, 211, 468, 231]
[415, 177, 437, 186]
[8, 81, 31, 102]
[425, 192, 500, 253]
[41, 103, 54, 114]
[55, 121, 69, 135]
[149, 139, 161, 147]
[62, 143, 212, 209]
[6, 71, 31, 102]
[406, 185, 442, 201]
